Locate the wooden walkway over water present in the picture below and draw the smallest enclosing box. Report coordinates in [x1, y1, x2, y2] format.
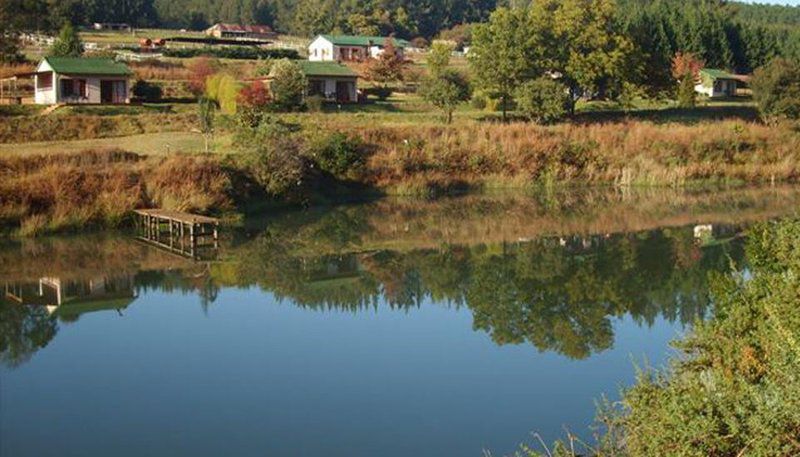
[133, 209, 220, 260]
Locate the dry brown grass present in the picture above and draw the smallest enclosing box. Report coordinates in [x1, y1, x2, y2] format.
[0, 149, 235, 236]
[0, 113, 198, 143]
[145, 154, 234, 213]
[129, 60, 190, 81]
[349, 119, 800, 192]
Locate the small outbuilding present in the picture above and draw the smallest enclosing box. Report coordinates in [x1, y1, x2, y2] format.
[695, 69, 749, 98]
[33, 57, 132, 105]
[308, 35, 409, 62]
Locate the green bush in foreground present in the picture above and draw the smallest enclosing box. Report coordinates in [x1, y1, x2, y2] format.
[615, 219, 800, 456]
[522, 218, 800, 456]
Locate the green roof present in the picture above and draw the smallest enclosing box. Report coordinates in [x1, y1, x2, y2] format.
[53, 296, 135, 319]
[44, 57, 132, 76]
[700, 68, 738, 80]
[297, 61, 358, 78]
[319, 34, 410, 48]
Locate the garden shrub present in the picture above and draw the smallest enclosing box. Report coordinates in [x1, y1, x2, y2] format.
[514, 77, 571, 124]
[305, 95, 325, 113]
[132, 79, 163, 102]
[308, 132, 365, 178]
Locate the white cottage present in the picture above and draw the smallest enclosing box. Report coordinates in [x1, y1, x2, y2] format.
[694, 69, 748, 98]
[34, 57, 132, 105]
[308, 35, 409, 62]
[267, 61, 359, 103]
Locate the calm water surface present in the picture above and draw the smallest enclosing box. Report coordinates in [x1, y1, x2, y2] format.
[1, 187, 798, 457]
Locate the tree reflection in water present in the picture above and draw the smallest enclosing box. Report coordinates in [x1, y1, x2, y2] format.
[4, 186, 797, 366]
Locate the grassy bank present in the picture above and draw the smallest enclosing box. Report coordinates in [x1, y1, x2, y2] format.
[350, 118, 800, 194]
[0, 149, 235, 236]
[2, 114, 799, 236]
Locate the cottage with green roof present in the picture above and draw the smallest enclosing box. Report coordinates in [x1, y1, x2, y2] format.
[308, 34, 409, 62]
[34, 57, 132, 105]
[268, 61, 360, 103]
[695, 68, 749, 98]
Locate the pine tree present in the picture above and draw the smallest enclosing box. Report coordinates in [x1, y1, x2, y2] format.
[49, 22, 84, 57]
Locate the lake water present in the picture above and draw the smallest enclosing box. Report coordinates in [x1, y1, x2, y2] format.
[1, 187, 798, 457]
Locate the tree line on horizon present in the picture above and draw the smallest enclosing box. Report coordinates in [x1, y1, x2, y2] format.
[2, 0, 800, 51]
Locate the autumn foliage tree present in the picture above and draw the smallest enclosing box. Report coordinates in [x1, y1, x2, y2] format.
[236, 80, 273, 127]
[671, 52, 705, 108]
[187, 57, 220, 95]
[365, 38, 408, 97]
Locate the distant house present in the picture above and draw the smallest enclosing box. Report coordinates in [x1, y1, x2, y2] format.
[205, 23, 276, 40]
[267, 61, 359, 103]
[308, 35, 409, 62]
[92, 23, 131, 32]
[34, 57, 132, 105]
[695, 69, 749, 98]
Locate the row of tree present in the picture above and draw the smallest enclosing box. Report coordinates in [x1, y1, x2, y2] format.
[5, 0, 800, 47]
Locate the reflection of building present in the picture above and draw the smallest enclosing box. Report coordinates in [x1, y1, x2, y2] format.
[2, 275, 137, 320]
[307, 255, 363, 284]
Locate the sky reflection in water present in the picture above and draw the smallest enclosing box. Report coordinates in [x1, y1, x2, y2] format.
[1, 187, 797, 457]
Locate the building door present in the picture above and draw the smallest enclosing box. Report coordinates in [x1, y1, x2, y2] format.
[101, 80, 113, 103]
[336, 81, 351, 102]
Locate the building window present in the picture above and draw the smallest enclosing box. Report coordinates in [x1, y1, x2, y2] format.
[61, 79, 87, 98]
[38, 72, 52, 90]
[308, 79, 325, 96]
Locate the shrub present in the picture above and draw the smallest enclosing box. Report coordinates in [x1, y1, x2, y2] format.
[132, 80, 163, 102]
[751, 58, 800, 123]
[236, 118, 308, 198]
[236, 80, 272, 127]
[365, 86, 393, 101]
[269, 59, 306, 111]
[514, 77, 570, 124]
[305, 94, 325, 113]
[470, 93, 488, 110]
[308, 132, 365, 178]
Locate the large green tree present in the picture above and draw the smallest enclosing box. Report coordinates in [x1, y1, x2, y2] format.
[469, 7, 533, 120]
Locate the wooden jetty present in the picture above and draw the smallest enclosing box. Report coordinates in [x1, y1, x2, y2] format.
[133, 209, 220, 260]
